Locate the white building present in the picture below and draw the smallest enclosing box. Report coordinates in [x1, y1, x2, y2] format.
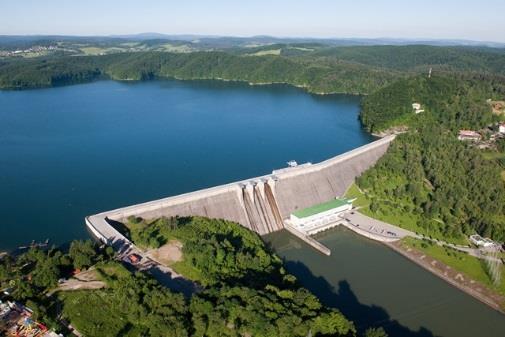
[469, 234, 496, 248]
[499, 123, 505, 134]
[412, 103, 424, 114]
[290, 198, 353, 234]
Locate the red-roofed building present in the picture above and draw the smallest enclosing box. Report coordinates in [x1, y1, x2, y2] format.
[458, 130, 481, 141]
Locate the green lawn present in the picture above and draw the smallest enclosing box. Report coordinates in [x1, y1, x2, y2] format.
[403, 237, 505, 296]
[95, 261, 131, 280]
[344, 183, 371, 208]
[170, 260, 203, 283]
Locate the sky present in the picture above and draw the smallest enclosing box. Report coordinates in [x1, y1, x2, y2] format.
[1, 0, 505, 42]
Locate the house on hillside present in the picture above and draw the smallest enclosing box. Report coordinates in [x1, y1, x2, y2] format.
[412, 103, 424, 114]
[469, 234, 497, 248]
[458, 130, 481, 141]
[499, 123, 505, 134]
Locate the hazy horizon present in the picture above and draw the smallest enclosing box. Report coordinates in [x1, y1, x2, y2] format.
[2, 0, 505, 43]
[2, 32, 505, 45]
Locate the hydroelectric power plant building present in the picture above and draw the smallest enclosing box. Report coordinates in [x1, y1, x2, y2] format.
[289, 198, 353, 235]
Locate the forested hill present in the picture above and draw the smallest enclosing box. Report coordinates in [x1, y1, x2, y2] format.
[312, 45, 505, 74]
[0, 219, 357, 337]
[360, 73, 505, 133]
[357, 127, 505, 241]
[356, 71, 505, 242]
[0, 51, 397, 94]
[1, 45, 505, 94]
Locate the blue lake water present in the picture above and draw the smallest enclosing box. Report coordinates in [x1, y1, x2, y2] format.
[0, 79, 372, 250]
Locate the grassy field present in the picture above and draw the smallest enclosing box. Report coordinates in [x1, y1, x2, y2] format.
[79, 46, 107, 55]
[249, 49, 281, 56]
[170, 260, 203, 282]
[344, 183, 371, 208]
[160, 43, 193, 53]
[403, 237, 505, 295]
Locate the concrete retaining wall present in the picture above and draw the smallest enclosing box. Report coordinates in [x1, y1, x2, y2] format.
[284, 223, 331, 255]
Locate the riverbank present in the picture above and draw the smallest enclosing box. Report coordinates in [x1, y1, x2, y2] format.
[385, 239, 505, 314]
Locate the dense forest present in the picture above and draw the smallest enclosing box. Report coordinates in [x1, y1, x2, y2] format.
[360, 73, 505, 133]
[0, 51, 397, 94]
[312, 45, 505, 74]
[357, 128, 505, 241]
[357, 70, 505, 241]
[0, 218, 366, 337]
[2, 44, 505, 95]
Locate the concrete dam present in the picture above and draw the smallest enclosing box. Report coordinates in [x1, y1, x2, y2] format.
[86, 135, 395, 243]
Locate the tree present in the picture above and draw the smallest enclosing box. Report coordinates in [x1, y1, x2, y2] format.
[31, 259, 59, 289]
[69, 240, 98, 269]
[13, 281, 36, 300]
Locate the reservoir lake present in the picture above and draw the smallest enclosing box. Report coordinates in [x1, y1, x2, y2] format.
[1, 79, 504, 336]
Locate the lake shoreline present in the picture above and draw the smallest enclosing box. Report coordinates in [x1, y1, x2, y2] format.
[0, 75, 367, 97]
[384, 240, 505, 315]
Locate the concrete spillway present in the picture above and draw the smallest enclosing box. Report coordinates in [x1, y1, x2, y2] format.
[241, 180, 284, 234]
[86, 135, 395, 241]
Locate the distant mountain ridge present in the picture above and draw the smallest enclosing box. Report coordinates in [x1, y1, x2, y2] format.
[1, 33, 504, 48]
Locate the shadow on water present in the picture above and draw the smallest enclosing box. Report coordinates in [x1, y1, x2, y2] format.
[284, 260, 438, 337]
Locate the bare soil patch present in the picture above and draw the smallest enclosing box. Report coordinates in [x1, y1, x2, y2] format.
[145, 240, 183, 266]
[489, 100, 505, 115]
[50, 268, 106, 295]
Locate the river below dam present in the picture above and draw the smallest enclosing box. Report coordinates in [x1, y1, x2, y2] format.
[266, 228, 505, 337]
[1, 79, 504, 336]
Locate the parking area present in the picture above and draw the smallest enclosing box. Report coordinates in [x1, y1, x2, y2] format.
[341, 211, 416, 240]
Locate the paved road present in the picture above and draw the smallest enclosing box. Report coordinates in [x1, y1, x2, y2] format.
[344, 211, 502, 263]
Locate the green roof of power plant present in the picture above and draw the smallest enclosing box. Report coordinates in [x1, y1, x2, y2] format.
[292, 198, 352, 219]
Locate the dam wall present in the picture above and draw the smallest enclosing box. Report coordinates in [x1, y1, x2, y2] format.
[273, 135, 394, 218]
[88, 135, 395, 237]
[105, 186, 249, 231]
